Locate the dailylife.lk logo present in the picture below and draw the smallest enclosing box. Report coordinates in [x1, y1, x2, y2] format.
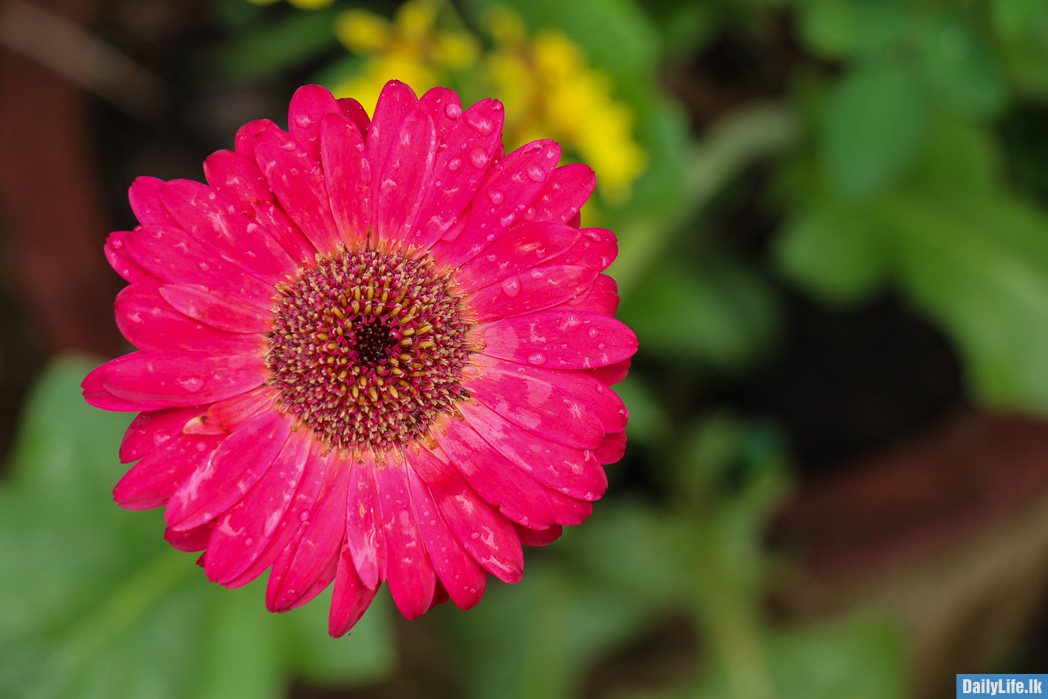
[958, 675, 1047, 696]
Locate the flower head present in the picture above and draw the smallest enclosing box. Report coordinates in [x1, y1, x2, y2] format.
[84, 81, 636, 635]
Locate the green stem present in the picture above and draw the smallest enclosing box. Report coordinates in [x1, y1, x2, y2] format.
[612, 104, 797, 298]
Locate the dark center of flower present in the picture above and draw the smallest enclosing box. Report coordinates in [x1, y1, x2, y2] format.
[266, 250, 472, 453]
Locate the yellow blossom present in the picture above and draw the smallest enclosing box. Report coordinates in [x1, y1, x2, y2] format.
[332, 0, 478, 110]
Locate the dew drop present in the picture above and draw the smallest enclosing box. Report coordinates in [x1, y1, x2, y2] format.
[498, 213, 516, 227]
[447, 157, 462, 171]
[177, 376, 204, 392]
[279, 139, 297, 151]
[195, 441, 207, 452]
[465, 112, 494, 135]
[487, 189, 504, 204]
[583, 229, 602, 242]
[293, 113, 313, 128]
[469, 147, 490, 169]
[485, 253, 497, 263]
[485, 233, 495, 242]
[558, 314, 582, 331]
[587, 327, 599, 338]
[526, 164, 547, 182]
[198, 261, 210, 272]
[526, 351, 547, 365]
[399, 128, 412, 147]
[535, 247, 547, 259]
[500, 276, 521, 297]
[445, 102, 462, 119]
[153, 428, 171, 447]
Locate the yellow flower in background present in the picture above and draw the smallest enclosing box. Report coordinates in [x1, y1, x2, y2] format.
[484, 6, 646, 200]
[333, 0, 479, 112]
[247, 0, 334, 9]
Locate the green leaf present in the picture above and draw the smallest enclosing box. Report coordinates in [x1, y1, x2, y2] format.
[820, 62, 927, 198]
[0, 359, 395, 699]
[774, 204, 891, 306]
[882, 192, 1048, 411]
[798, 0, 908, 59]
[992, 0, 1048, 38]
[917, 15, 1006, 119]
[205, 7, 341, 86]
[618, 255, 780, 370]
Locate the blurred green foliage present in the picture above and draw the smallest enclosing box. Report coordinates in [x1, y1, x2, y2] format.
[6, 0, 1048, 695]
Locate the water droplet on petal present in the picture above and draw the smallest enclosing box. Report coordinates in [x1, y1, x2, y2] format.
[500, 276, 521, 297]
[526, 351, 547, 365]
[445, 102, 462, 119]
[177, 376, 204, 392]
[447, 157, 462, 171]
[583, 229, 602, 242]
[485, 254, 497, 263]
[498, 213, 516, 227]
[399, 128, 412, 147]
[153, 428, 171, 447]
[465, 112, 494, 135]
[198, 261, 210, 272]
[526, 164, 547, 182]
[279, 139, 297, 151]
[195, 441, 207, 452]
[293, 113, 313, 128]
[558, 314, 582, 331]
[488, 189, 504, 204]
[587, 327, 599, 338]
[469, 147, 490, 169]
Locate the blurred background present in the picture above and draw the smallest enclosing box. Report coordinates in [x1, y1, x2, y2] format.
[3, 0, 1048, 696]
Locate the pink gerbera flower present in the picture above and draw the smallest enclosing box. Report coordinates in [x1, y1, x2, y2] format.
[83, 81, 637, 635]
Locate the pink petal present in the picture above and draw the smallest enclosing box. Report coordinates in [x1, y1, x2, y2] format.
[515, 524, 563, 547]
[203, 149, 273, 215]
[546, 228, 617, 271]
[433, 416, 556, 530]
[472, 354, 628, 433]
[129, 176, 176, 226]
[223, 441, 334, 588]
[115, 282, 267, 355]
[408, 99, 505, 252]
[250, 199, 317, 265]
[105, 230, 154, 282]
[595, 431, 627, 464]
[114, 430, 226, 510]
[204, 385, 278, 432]
[165, 521, 215, 552]
[581, 357, 632, 385]
[373, 109, 437, 247]
[476, 310, 638, 370]
[204, 429, 311, 585]
[376, 455, 436, 619]
[101, 351, 267, 408]
[320, 113, 370, 249]
[524, 163, 595, 225]
[159, 284, 274, 334]
[344, 452, 386, 589]
[329, 545, 379, 636]
[234, 118, 278, 161]
[160, 180, 298, 284]
[365, 82, 418, 232]
[458, 400, 607, 501]
[419, 86, 459, 136]
[125, 225, 277, 309]
[467, 265, 598, 322]
[253, 128, 342, 256]
[405, 463, 487, 610]
[453, 222, 578, 293]
[82, 362, 155, 411]
[288, 84, 342, 165]
[549, 490, 592, 525]
[338, 97, 370, 137]
[430, 139, 561, 269]
[408, 445, 523, 583]
[266, 461, 349, 612]
[548, 274, 620, 316]
[119, 405, 206, 463]
[166, 408, 293, 531]
[462, 364, 604, 449]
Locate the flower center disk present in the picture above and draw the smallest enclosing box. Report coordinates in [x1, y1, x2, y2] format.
[267, 250, 471, 453]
